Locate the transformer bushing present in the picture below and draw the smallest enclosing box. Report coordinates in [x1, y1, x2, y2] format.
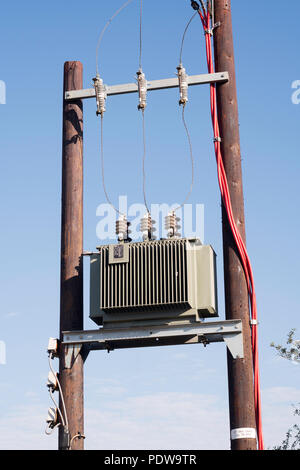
[165, 211, 181, 238]
[116, 215, 131, 242]
[140, 213, 156, 241]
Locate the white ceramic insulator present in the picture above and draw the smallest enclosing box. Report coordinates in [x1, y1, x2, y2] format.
[177, 65, 188, 106]
[137, 70, 147, 110]
[141, 213, 156, 241]
[165, 211, 181, 238]
[93, 75, 107, 116]
[116, 215, 130, 242]
[47, 407, 58, 426]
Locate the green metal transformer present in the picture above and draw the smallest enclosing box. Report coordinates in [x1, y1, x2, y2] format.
[90, 238, 218, 328]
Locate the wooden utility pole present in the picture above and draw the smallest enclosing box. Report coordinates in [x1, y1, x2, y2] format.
[213, 0, 257, 450]
[59, 61, 84, 450]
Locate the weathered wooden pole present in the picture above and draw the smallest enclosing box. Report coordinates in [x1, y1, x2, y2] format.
[213, 0, 257, 450]
[59, 61, 84, 450]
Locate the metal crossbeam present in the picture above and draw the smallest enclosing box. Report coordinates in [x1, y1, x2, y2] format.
[64, 71, 229, 101]
[62, 319, 243, 360]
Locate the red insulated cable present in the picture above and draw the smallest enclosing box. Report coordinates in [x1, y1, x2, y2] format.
[197, 8, 264, 450]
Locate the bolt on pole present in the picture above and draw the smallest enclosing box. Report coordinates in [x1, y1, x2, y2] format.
[213, 0, 257, 450]
[59, 61, 84, 450]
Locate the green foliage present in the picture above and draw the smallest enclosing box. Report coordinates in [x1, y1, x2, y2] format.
[273, 405, 300, 450]
[271, 329, 300, 363]
[271, 329, 300, 450]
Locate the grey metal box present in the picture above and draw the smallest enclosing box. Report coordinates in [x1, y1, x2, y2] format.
[90, 238, 218, 327]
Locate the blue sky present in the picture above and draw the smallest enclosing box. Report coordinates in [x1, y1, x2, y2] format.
[0, 0, 299, 450]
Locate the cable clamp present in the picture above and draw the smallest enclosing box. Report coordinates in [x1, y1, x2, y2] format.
[250, 319, 259, 326]
[204, 28, 213, 36]
[213, 21, 221, 31]
[205, 22, 221, 36]
[214, 136, 222, 143]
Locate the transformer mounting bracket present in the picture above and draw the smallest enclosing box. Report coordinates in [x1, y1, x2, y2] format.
[62, 319, 244, 360]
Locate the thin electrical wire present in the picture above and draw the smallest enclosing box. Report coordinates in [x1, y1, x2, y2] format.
[175, 13, 201, 212]
[138, 0, 151, 215]
[139, 0, 143, 70]
[211, 0, 215, 29]
[141, 12, 196, 215]
[70, 433, 85, 450]
[96, 0, 135, 76]
[174, 105, 195, 211]
[141, 109, 150, 214]
[100, 115, 125, 216]
[179, 13, 198, 65]
[45, 422, 61, 436]
[48, 354, 69, 431]
[48, 388, 65, 428]
[199, 0, 207, 15]
[95, 0, 137, 219]
[141, 104, 194, 214]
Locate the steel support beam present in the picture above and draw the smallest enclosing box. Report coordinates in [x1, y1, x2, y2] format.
[62, 320, 244, 360]
[64, 72, 229, 101]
